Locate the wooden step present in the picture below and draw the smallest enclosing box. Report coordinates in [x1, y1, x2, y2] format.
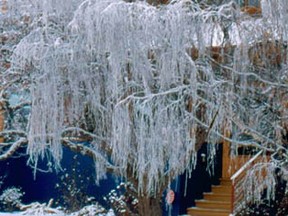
[187, 207, 230, 216]
[195, 200, 231, 210]
[211, 185, 232, 194]
[203, 192, 231, 202]
[220, 179, 232, 186]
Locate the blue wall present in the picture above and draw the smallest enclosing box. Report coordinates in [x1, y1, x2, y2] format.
[0, 146, 116, 208]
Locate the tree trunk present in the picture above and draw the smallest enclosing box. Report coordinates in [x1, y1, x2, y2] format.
[137, 195, 163, 216]
[0, 103, 4, 143]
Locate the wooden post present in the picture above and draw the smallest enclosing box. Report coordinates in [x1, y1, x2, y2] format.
[222, 128, 231, 179]
[231, 182, 235, 214]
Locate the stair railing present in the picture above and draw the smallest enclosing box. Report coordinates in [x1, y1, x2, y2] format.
[230, 150, 265, 215]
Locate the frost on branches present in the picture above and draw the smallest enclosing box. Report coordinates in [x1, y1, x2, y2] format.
[0, 0, 288, 212]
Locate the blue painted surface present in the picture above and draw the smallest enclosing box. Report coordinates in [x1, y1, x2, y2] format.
[0, 146, 116, 208]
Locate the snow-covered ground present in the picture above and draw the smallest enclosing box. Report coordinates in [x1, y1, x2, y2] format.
[0, 212, 115, 216]
[0, 204, 115, 216]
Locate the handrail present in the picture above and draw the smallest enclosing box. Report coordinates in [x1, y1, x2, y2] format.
[230, 149, 265, 215]
[231, 150, 263, 181]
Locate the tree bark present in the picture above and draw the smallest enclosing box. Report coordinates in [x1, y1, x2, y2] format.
[137, 195, 163, 216]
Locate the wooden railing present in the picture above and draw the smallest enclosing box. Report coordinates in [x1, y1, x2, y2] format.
[230, 150, 268, 215]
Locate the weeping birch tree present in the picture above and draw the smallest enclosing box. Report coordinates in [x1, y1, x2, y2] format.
[1, 0, 288, 215]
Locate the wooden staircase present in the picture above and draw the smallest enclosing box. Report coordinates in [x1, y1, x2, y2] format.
[187, 179, 231, 216]
[186, 128, 269, 216]
[186, 149, 269, 216]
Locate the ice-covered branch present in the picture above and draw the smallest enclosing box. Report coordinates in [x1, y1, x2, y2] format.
[0, 130, 27, 137]
[61, 139, 116, 174]
[61, 127, 107, 142]
[9, 101, 32, 111]
[0, 138, 27, 161]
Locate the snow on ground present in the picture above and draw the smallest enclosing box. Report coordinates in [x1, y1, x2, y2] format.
[0, 204, 115, 216]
